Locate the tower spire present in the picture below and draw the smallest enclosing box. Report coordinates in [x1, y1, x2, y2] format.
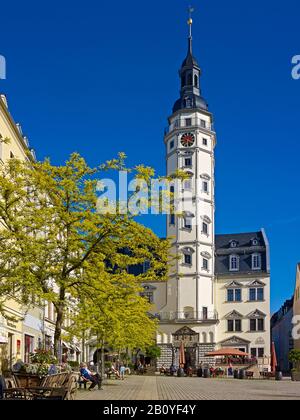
[187, 6, 194, 54]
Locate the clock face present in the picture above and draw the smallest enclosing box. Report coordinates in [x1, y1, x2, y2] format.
[181, 133, 195, 148]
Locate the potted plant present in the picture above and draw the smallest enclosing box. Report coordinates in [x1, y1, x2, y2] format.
[289, 350, 300, 381]
[14, 349, 58, 387]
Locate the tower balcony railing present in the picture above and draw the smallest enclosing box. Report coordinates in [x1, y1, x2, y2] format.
[165, 117, 215, 136]
[156, 310, 218, 322]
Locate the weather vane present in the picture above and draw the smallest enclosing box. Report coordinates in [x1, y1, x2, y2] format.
[187, 5, 195, 37]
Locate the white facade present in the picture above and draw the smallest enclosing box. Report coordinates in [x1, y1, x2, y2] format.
[145, 22, 271, 370]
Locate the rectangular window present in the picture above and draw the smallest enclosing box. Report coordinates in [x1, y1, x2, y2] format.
[203, 307, 208, 320]
[200, 120, 206, 128]
[203, 181, 209, 193]
[185, 118, 192, 127]
[235, 319, 242, 332]
[258, 348, 264, 358]
[24, 334, 34, 363]
[202, 258, 208, 270]
[235, 289, 242, 302]
[184, 254, 192, 265]
[202, 222, 208, 235]
[185, 158, 192, 167]
[228, 320, 234, 332]
[249, 288, 256, 301]
[250, 319, 257, 332]
[257, 288, 264, 301]
[170, 140, 174, 150]
[249, 287, 264, 301]
[45, 335, 52, 351]
[184, 217, 192, 229]
[252, 254, 261, 270]
[258, 319, 264, 331]
[170, 214, 175, 226]
[230, 256, 239, 271]
[251, 348, 257, 358]
[203, 138, 208, 146]
[227, 289, 234, 302]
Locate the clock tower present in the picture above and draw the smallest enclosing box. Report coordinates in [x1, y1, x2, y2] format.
[154, 14, 218, 366]
[144, 12, 271, 372]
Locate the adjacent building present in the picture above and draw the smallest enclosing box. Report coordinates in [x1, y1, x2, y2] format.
[0, 94, 44, 371]
[271, 263, 300, 373]
[294, 263, 300, 350]
[271, 297, 294, 373]
[0, 95, 82, 371]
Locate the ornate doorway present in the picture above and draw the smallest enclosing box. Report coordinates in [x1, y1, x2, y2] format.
[172, 326, 199, 369]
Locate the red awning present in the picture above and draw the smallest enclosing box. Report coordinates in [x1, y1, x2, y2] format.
[205, 348, 249, 357]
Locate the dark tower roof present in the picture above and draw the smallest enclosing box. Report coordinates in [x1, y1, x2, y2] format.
[172, 20, 208, 114]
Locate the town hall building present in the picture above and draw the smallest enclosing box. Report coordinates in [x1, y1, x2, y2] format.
[143, 17, 271, 371]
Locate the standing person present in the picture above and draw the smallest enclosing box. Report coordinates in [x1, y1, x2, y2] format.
[197, 363, 203, 378]
[120, 362, 126, 380]
[80, 362, 102, 391]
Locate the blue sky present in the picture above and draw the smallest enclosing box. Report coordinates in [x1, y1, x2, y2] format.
[1, 0, 299, 313]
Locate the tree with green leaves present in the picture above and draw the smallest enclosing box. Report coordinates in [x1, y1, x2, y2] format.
[0, 153, 170, 357]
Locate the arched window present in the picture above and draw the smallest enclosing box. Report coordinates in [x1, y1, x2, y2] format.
[209, 332, 214, 344]
[187, 74, 193, 86]
[202, 332, 207, 344]
[181, 75, 185, 88]
[194, 74, 198, 88]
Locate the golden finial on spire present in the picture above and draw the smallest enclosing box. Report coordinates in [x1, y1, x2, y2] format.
[187, 6, 194, 37]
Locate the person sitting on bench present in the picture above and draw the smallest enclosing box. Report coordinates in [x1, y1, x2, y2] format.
[80, 363, 102, 390]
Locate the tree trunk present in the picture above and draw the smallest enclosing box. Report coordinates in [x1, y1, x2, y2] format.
[54, 306, 64, 360]
[54, 289, 65, 360]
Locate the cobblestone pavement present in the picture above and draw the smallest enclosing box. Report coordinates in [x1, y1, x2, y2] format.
[76, 375, 300, 400]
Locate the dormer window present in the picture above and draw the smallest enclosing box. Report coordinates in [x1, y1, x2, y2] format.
[252, 238, 259, 246]
[252, 253, 262, 270]
[229, 255, 240, 272]
[230, 240, 238, 248]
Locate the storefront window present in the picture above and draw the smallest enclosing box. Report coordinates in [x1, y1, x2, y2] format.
[24, 334, 34, 363]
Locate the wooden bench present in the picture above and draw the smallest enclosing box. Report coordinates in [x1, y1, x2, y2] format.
[3, 372, 78, 400]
